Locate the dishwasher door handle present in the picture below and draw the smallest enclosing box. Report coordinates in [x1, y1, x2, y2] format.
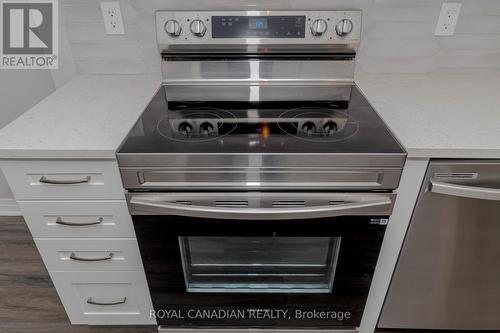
[130, 194, 393, 220]
[430, 181, 500, 201]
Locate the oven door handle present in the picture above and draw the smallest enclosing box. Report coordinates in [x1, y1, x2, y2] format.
[129, 195, 393, 220]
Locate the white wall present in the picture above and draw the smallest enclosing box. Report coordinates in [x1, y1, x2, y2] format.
[60, 0, 500, 75]
[0, 70, 55, 199]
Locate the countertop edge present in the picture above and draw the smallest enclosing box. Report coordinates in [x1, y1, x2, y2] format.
[0, 149, 118, 160]
[406, 147, 500, 159]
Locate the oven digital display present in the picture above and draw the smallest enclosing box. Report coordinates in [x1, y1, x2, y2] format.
[249, 18, 268, 29]
[212, 16, 305, 38]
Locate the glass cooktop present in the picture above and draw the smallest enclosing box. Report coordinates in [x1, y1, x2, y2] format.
[118, 85, 404, 155]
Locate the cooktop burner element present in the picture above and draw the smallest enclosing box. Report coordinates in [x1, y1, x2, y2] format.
[157, 107, 238, 142]
[278, 107, 358, 143]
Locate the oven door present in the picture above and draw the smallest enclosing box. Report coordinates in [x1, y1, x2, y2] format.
[128, 192, 394, 329]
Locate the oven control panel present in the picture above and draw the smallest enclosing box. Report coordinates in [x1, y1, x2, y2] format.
[156, 10, 361, 48]
[212, 15, 306, 38]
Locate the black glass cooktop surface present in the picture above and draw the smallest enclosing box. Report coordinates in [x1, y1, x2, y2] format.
[118, 85, 404, 155]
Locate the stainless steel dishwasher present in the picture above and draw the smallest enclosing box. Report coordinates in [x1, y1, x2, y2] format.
[379, 160, 500, 330]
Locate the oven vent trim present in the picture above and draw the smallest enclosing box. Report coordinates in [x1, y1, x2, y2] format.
[433, 172, 478, 180]
[215, 200, 249, 207]
[175, 200, 192, 205]
[329, 200, 352, 205]
[271, 200, 306, 207]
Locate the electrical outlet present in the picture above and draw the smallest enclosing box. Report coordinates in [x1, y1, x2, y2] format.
[100, 1, 125, 35]
[435, 2, 462, 36]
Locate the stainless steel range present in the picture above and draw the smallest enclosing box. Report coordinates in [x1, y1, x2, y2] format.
[117, 9, 406, 332]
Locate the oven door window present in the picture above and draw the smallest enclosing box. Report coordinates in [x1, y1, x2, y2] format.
[179, 236, 341, 293]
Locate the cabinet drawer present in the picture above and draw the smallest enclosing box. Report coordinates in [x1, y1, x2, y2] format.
[49, 271, 156, 325]
[18, 200, 136, 238]
[35, 239, 143, 271]
[1, 160, 124, 200]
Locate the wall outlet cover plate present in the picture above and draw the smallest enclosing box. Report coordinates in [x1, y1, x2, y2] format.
[100, 1, 125, 35]
[435, 2, 462, 36]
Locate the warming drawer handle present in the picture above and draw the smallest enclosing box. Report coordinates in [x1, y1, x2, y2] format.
[55, 217, 103, 226]
[430, 181, 500, 201]
[69, 252, 114, 261]
[86, 297, 126, 306]
[39, 175, 91, 185]
[129, 195, 393, 220]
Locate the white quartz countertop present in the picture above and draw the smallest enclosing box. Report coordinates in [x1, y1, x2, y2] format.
[0, 75, 161, 159]
[0, 72, 499, 160]
[356, 71, 500, 159]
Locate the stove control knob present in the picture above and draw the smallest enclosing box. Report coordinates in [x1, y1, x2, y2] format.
[178, 122, 193, 136]
[164, 19, 181, 37]
[323, 121, 338, 135]
[190, 19, 207, 37]
[301, 122, 316, 136]
[199, 122, 215, 136]
[311, 19, 328, 37]
[335, 19, 353, 37]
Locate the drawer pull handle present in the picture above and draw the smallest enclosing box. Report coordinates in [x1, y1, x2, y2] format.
[69, 252, 114, 261]
[86, 297, 126, 306]
[39, 175, 91, 185]
[55, 217, 103, 226]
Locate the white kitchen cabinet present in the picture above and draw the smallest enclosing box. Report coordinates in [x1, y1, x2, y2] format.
[49, 271, 156, 325]
[0, 158, 155, 326]
[0, 160, 125, 200]
[18, 200, 136, 238]
[35, 238, 144, 271]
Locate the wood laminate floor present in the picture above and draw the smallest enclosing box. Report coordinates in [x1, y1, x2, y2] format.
[0, 216, 157, 333]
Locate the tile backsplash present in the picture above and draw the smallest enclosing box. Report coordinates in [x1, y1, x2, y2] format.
[62, 0, 500, 75]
